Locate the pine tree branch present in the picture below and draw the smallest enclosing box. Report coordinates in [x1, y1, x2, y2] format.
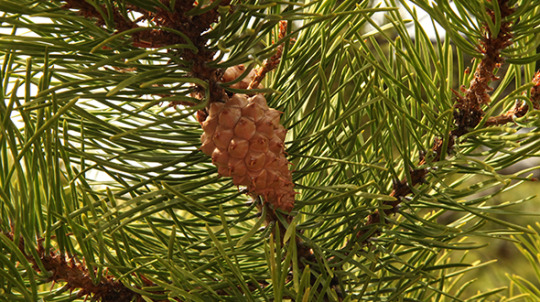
[452, 0, 515, 136]
[59, 1, 298, 215]
[55, 2, 306, 298]
[350, 0, 518, 246]
[3, 230, 169, 302]
[4, 1, 538, 300]
[485, 71, 540, 126]
[248, 20, 288, 90]
[61, 0, 229, 102]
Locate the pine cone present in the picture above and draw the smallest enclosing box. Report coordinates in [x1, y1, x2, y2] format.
[199, 93, 295, 211]
[221, 65, 260, 90]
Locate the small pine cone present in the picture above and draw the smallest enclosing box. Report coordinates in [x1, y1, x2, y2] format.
[199, 93, 295, 211]
[222, 65, 260, 90]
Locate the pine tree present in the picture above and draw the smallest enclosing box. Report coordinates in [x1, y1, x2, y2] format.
[0, 0, 539, 301]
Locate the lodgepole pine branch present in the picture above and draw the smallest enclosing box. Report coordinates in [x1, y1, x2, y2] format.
[485, 71, 540, 126]
[62, 1, 296, 214]
[30, 2, 234, 300]
[3, 230, 172, 302]
[62, 0, 229, 102]
[8, 1, 536, 300]
[248, 20, 289, 90]
[351, 0, 522, 246]
[56, 2, 309, 298]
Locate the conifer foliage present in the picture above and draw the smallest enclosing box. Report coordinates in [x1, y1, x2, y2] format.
[0, 0, 539, 301]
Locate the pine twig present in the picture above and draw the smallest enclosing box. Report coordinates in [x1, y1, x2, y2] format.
[351, 0, 516, 246]
[248, 20, 289, 90]
[4, 230, 171, 302]
[62, 0, 230, 102]
[452, 0, 515, 136]
[485, 71, 540, 126]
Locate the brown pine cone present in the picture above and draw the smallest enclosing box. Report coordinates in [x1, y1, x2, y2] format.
[199, 93, 294, 211]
